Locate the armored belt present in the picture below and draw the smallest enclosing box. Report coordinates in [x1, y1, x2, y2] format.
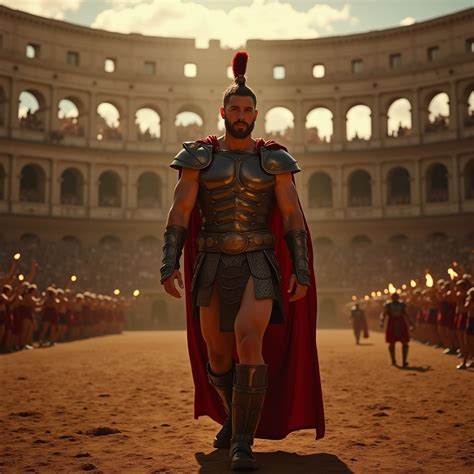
[198, 230, 275, 254]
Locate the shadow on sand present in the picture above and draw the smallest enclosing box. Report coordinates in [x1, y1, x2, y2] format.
[195, 450, 353, 473]
[396, 365, 432, 373]
[356, 342, 374, 346]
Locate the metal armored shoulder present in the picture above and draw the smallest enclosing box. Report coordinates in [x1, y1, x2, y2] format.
[170, 141, 213, 170]
[260, 147, 301, 175]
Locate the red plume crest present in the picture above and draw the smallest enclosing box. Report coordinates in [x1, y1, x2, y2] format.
[232, 51, 248, 78]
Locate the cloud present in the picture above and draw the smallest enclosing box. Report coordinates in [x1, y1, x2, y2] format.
[0, 0, 80, 20]
[400, 16, 415, 26]
[92, 0, 357, 48]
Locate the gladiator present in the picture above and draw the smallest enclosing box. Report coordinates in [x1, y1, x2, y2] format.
[160, 51, 324, 471]
[381, 292, 411, 367]
[349, 302, 369, 344]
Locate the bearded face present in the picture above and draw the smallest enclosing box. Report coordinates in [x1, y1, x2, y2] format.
[224, 116, 256, 139]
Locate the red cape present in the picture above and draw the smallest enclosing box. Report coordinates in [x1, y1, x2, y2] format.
[180, 135, 325, 440]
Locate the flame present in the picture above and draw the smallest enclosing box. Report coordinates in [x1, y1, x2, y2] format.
[18, 274, 24, 281]
[425, 273, 434, 288]
[383, 289, 389, 294]
[410, 279, 417, 288]
[371, 291, 376, 297]
[113, 289, 120, 295]
[447, 268, 458, 280]
[401, 284, 407, 290]
[376, 291, 382, 297]
[364, 295, 369, 301]
[133, 289, 140, 297]
[388, 283, 396, 294]
[70, 275, 77, 282]
[14, 253, 21, 260]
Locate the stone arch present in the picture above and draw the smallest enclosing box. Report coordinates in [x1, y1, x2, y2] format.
[389, 234, 409, 245]
[60, 167, 84, 205]
[346, 104, 371, 141]
[308, 171, 332, 208]
[0, 86, 5, 127]
[175, 107, 204, 143]
[135, 106, 161, 141]
[20, 163, 46, 203]
[0, 163, 5, 200]
[465, 88, 474, 127]
[305, 107, 333, 144]
[151, 299, 169, 329]
[348, 169, 372, 207]
[387, 166, 411, 205]
[138, 235, 161, 253]
[425, 92, 450, 132]
[265, 107, 294, 144]
[387, 98, 412, 137]
[61, 235, 81, 252]
[318, 298, 338, 328]
[427, 232, 448, 243]
[464, 159, 474, 199]
[137, 171, 161, 208]
[96, 102, 122, 140]
[351, 235, 372, 246]
[99, 235, 122, 249]
[20, 233, 40, 248]
[426, 163, 449, 202]
[58, 97, 84, 137]
[98, 170, 122, 207]
[18, 90, 46, 131]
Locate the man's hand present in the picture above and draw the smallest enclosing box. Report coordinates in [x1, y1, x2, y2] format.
[287, 274, 308, 302]
[162, 270, 184, 298]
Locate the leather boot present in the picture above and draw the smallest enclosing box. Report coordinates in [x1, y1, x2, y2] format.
[207, 363, 234, 449]
[402, 344, 409, 368]
[230, 364, 268, 471]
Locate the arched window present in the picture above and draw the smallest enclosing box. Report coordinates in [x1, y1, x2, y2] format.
[351, 235, 372, 246]
[97, 102, 122, 140]
[62, 235, 81, 253]
[98, 171, 121, 207]
[58, 98, 84, 137]
[387, 98, 412, 137]
[137, 172, 161, 208]
[265, 107, 294, 144]
[20, 164, 46, 203]
[135, 107, 161, 141]
[138, 235, 161, 253]
[60, 168, 84, 205]
[348, 170, 372, 207]
[464, 160, 474, 199]
[389, 234, 408, 245]
[18, 90, 45, 131]
[100, 235, 121, 249]
[305, 107, 333, 144]
[175, 111, 204, 143]
[20, 233, 40, 248]
[346, 105, 371, 141]
[426, 164, 448, 202]
[308, 172, 332, 208]
[387, 167, 411, 205]
[0, 164, 5, 200]
[426, 92, 449, 132]
[465, 90, 474, 127]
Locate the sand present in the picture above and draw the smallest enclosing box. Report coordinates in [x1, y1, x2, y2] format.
[1, 329, 473, 473]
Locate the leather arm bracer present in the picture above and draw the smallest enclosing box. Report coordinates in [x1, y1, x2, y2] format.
[284, 229, 310, 286]
[160, 224, 187, 284]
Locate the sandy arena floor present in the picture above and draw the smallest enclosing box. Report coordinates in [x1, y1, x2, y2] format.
[1, 329, 473, 473]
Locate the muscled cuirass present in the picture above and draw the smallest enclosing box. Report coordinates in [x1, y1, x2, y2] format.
[197, 150, 275, 232]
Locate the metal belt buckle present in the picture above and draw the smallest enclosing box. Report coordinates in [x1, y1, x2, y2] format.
[220, 232, 248, 254]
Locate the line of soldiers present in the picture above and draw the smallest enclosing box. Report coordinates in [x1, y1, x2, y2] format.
[349, 268, 474, 369]
[0, 256, 128, 353]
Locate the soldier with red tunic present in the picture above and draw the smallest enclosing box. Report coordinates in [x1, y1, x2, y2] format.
[381, 292, 411, 367]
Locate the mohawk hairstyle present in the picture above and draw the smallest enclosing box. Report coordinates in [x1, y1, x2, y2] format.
[222, 51, 257, 107]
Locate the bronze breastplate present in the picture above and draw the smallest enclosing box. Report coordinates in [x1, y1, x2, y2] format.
[198, 150, 275, 232]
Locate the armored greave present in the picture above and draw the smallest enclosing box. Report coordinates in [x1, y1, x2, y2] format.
[207, 363, 234, 448]
[230, 364, 268, 470]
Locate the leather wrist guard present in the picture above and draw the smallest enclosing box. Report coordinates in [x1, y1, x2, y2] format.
[160, 224, 187, 284]
[284, 229, 310, 286]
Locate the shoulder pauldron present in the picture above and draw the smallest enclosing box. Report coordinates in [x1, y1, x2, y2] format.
[170, 142, 213, 170]
[260, 147, 301, 175]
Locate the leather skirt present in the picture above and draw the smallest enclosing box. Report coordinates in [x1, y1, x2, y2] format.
[191, 248, 285, 332]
